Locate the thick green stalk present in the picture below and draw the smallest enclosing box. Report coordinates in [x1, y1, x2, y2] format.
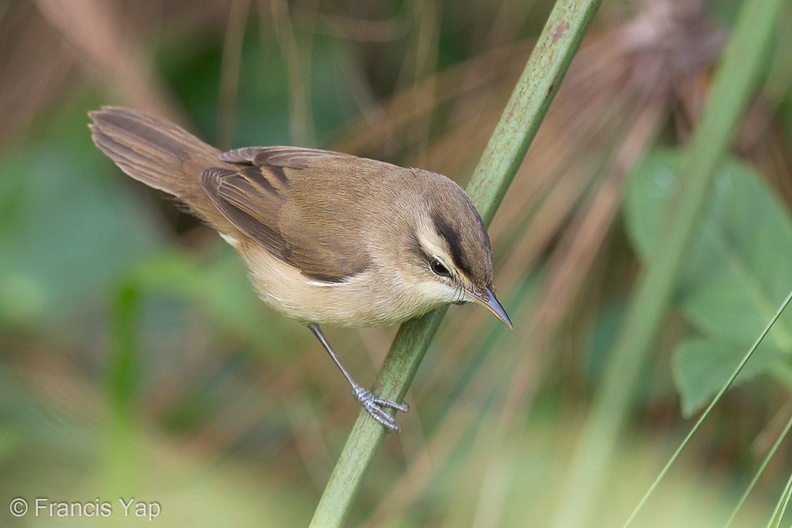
[550, 0, 787, 526]
[309, 0, 602, 526]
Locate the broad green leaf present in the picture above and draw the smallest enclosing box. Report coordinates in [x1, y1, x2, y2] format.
[625, 149, 792, 348]
[624, 149, 792, 412]
[673, 338, 786, 417]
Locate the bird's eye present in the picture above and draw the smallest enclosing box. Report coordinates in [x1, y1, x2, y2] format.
[430, 258, 451, 277]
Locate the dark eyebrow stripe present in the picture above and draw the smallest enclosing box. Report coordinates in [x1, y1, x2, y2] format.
[432, 212, 472, 276]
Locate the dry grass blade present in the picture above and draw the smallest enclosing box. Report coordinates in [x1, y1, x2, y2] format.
[217, 0, 252, 150]
[261, 0, 316, 146]
[0, 3, 72, 142]
[33, 0, 178, 120]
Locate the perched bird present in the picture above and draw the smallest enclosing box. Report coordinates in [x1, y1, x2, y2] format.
[89, 106, 511, 431]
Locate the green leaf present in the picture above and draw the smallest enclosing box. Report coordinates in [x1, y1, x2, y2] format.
[625, 149, 792, 349]
[624, 149, 792, 413]
[673, 338, 784, 417]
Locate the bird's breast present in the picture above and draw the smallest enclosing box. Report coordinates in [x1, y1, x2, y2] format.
[239, 241, 440, 327]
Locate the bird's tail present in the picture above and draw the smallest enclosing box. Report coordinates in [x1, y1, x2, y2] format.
[89, 106, 224, 221]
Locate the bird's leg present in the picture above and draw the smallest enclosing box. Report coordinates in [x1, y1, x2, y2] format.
[308, 324, 409, 432]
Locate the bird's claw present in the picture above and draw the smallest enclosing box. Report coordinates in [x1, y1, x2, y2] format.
[352, 385, 409, 432]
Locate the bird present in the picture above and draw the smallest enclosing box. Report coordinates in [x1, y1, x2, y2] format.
[89, 106, 511, 431]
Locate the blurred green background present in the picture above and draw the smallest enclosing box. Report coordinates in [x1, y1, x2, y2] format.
[2, 0, 792, 526]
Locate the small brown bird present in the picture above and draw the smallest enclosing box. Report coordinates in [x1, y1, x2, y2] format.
[89, 106, 510, 431]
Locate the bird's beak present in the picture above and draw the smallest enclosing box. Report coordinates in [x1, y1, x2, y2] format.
[470, 288, 512, 329]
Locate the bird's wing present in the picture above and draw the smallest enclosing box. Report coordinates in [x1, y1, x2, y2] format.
[200, 147, 372, 282]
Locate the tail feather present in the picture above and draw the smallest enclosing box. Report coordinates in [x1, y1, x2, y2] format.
[89, 106, 229, 224]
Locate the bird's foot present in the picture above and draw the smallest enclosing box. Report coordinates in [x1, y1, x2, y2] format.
[351, 385, 409, 432]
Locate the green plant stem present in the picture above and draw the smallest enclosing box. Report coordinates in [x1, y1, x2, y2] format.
[767, 470, 792, 528]
[102, 280, 142, 493]
[626, 289, 792, 527]
[309, 0, 602, 526]
[550, 0, 787, 526]
[725, 403, 792, 528]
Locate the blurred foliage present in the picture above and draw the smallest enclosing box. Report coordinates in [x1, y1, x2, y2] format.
[0, 97, 163, 329]
[0, 0, 791, 526]
[625, 150, 792, 416]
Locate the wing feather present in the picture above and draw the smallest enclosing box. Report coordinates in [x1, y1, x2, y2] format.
[201, 148, 372, 282]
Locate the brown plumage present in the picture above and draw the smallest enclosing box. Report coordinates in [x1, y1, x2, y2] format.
[89, 106, 510, 430]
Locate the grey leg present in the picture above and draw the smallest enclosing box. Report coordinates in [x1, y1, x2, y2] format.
[308, 324, 409, 432]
